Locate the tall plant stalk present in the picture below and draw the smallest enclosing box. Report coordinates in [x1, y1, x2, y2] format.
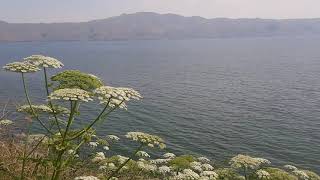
[51, 100, 79, 180]
[68, 99, 124, 141]
[21, 73, 53, 135]
[26, 67, 59, 157]
[44, 67, 62, 134]
[20, 70, 61, 179]
[3, 57, 143, 179]
[20, 120, 31, 180]
[20, 72, 52, 180]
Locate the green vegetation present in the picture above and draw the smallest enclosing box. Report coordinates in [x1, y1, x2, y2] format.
[51, 70, 103, 91]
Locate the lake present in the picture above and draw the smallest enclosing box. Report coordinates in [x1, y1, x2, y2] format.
[0, 37, 319, 172]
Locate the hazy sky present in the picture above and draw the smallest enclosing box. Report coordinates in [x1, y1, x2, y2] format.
[0, 0, 317, 23]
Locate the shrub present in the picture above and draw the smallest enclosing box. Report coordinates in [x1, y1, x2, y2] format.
[265, 168, 298, 180]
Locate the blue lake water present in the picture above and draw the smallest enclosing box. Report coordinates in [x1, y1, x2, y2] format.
[0, 37, 319, 172]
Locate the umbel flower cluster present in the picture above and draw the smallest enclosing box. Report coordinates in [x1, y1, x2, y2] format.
[0, 119, 14, 126]
[48, 88, 93, 102]
[3, 62, 40, 73]
[74, 176, 100, 180]
[284, 164, 314, 180]
[24, 55, 64, 68]
[3, 55, 63, 73]
[17, 104, 69, 115]
[17, 104, 53, 114]
[95, 86, 142, 109]
[136, 151, 150, 158]
[229, 154, 271, 170]
[126, 131, 166, 149]
[256, 169, 270, 179]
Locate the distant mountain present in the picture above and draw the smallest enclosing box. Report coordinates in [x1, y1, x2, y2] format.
[1, 12, 320, 42]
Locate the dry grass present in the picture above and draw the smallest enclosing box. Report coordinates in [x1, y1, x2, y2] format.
[0, 136, 97, 180]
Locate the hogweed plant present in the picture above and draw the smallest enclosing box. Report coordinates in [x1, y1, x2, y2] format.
[2, 55, 151, 180]
[1, 55, 320, 180]
[229, 154, 271, 180]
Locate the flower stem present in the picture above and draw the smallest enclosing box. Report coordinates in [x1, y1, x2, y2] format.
[107, 143, 144, 180]
[51, 100, 79, 180]
[26, 123, 55, 157]
[21, 73, 53, 135]
[63, 101, 78, 140]
[68, 99, 124, 141]
[20, 121, 31, 180]
[68, 104, 108, 140]
[43, 67, 62, 134]
[62, 139, 85, 167]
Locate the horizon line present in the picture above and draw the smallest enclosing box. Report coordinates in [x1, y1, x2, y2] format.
[1, 12, 320, 24]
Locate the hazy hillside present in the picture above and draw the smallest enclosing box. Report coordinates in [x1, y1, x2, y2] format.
[1, 12, 320, 42]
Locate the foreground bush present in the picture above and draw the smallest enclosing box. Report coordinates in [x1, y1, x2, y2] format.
[0, 55, 319, 180]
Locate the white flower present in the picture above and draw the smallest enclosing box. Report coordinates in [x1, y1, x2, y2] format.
[94, 86, 142, 109]
[3, 61, 40, 73]
[88, 142, 98, 148]
[284, 165, 298, 171]
[116, 155, 129, 164]
[67, 149, 79, 158]
[171, 173, 186, 180]
[103, 146, 109, 151]
[144, 164, 157, 172]
[137, 161, 157, 172]
[230, 154, 270, 170]
[48, 88, 93, 102]
[74, 176, 99, 180]
[177, 169, 200, 180]
[150, 158, 171, 165]
[24, 55, 64, 68]
[136, 151, 150, 158]
[0, 119, 14, 126]
[198, 157, 210, 163]
[137, 161, 146, 169]
[91, 152, 105, 163]
[190, 161, 203, 173]
[256, 169, 270, 179]
[120, 165, 128, 172]
[292, 170, 309, 180]
[158, 165, 171, 174]
[99, 165, 107, 171]
[183, 169, 199, 176]
[200, 171, 218, 179]
[163, 153, 176, 159]
[125, 132, 166, 149]
[105, 163, 116, 170]
[255, 158, 271, 165]
[67, 149, 75, 155]
[201, 163, 214, 171]
[96, 152, 105, 157]
[107, 135, 120, 141]
[17, 104, 53, 114]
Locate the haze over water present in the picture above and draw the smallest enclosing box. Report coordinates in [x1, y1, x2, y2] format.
[0, 37, 319, 172]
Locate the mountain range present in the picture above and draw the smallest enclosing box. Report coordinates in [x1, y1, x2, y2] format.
[1, 12, 320, 42]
